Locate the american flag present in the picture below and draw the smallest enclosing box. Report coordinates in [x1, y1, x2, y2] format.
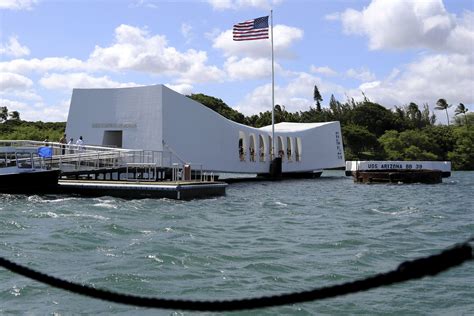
[233, 16, 269, 41]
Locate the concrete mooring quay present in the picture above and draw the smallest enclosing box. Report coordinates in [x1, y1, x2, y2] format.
[58, 179, 227, 200]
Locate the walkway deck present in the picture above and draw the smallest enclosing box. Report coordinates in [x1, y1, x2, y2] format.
[58, 179, 227, 200]
[1, 140, 223, 199]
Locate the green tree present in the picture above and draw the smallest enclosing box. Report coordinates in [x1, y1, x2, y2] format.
[9, 111, 20, 121]
[187, 93, 245, 124]
[393, 106, 408, 131]
[454, 103, 469, 126]
[329, 94, 338, 111]
[398, 130, 438, 159]
[245, 111, 272, 128]
[313, 85, 322, 112]
[0, 119, 65, 141]
[406, 102, 422, 129]
[448, 127, 474, 170]
[423, 125, 454, 161]
[403, 145, 437, 161]
[421, 103, 436, 126]
[435, 98, 452, 125]
[0, 106, 8, 122]
[379, 129, 438, 160]
[328, 94, 353, 124]
[351, 101, 395, 137]
[454, 112, 474, 126]
[342, 124, 380, 160]
[378, 130, 404, 160]
[299, 106, 327, 123]
[393, 103, 435, 131]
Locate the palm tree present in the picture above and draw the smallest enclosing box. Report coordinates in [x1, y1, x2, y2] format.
[455, 103, 469, 126]
[435, 98, 452, 125]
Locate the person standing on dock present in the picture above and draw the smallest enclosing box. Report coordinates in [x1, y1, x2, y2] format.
[76, 136, 85, 152]
[67, 137, 74, 154]
[59, 134, 67, 155]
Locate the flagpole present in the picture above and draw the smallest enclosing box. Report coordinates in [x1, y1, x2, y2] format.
[270, 9, 275, 160]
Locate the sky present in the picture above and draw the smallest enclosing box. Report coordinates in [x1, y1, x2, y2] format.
[0, 0, 473, 124]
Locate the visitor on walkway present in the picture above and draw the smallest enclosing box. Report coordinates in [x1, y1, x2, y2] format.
[59, 134, 67, 155]
[67, 138, 74, 154]
[76, 136, 85, 152]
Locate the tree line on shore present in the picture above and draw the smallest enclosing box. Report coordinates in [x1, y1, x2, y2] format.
[187, 91, 472, 170]
[1, 106, 65, 143]
[1, 92, 472, 170]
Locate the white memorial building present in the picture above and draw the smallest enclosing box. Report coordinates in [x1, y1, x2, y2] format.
[66, 85, 345, 175]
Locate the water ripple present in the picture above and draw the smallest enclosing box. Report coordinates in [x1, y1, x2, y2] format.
[0, 171, 472, 314]
[370, 206, 422, 216]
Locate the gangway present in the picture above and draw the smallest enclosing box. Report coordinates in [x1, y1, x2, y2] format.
[0, 140, 204, 182]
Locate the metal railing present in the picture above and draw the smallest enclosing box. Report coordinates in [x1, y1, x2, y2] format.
[0, 140, 207, 182]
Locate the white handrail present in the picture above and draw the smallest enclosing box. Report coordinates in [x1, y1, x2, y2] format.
[0, 140, 208, 182]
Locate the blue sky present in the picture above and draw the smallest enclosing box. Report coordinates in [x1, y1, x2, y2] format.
[1, 0, 473, 123]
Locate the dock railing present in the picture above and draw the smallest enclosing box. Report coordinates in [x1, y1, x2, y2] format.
[0, 140, 207, 182]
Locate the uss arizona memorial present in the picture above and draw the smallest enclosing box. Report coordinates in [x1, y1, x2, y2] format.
[66, 84, 345, 175]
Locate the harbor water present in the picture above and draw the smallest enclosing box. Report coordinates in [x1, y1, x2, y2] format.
[0, 170, 472, 315]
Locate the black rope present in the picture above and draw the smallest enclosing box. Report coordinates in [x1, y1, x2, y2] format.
[0, 238, 472, 312]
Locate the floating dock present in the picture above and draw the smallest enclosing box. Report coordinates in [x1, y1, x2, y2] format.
[58, 179, 227, 200]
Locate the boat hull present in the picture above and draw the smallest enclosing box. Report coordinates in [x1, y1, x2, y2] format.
[0, 170, 60, 194]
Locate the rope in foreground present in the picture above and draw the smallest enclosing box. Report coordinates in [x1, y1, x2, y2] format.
[1, 238, 472, 312]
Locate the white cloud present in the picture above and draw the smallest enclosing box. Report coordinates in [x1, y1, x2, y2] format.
[0, 72, 41, 102]
[0, 36, 30, 57]
[181, 23, 193, 41]
[205, 28, 222, 41]
[39, 73, 140, 90]
[0, 57, 86, 74]
[0, 98, 69, 122]
[310, 65, 337, 76]
[213, 24, 303, 58]
[359, 81, 380, 91]
[0, 24, 226, 122]
[346, 67, 376, 82]
[165, 83, 194, 95]
[0, 24, 225, 84]
[446, 10, 474, 55]
[224, 56, 275, 80]
[207, 0, 232, 10]
[207, 0, 282, 10]
[129, 0, 158, 9]
[324, 12, 340, 21]
[326, 0, 473, 124]
[236, 72, 345, 115]
[0, 0, 37, 10]
[40, 100, 71, 122]
[11, 90, 42, 102]
[0, 72, 33, 90]
[236, 82, 273, 114]
[336, 0, 473, 55]
[346, 53, 474, 122]
[175, 58, 225, 84]
[31, 100, 70, 122]
[0, 98, 27, 114]
[89, 24, 224, 83]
